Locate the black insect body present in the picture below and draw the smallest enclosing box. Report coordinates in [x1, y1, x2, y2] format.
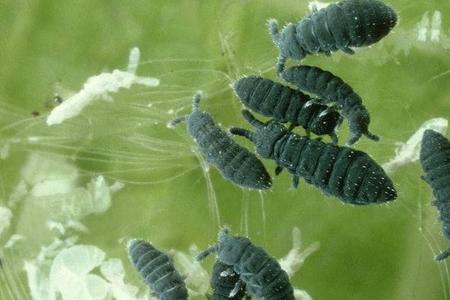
[230, 110, 397, 204]
[198, 228, 295, 300]
[170, 92, 272, 190]
[281, 65, 378, 146]
[128, 239, 188, 300]
[210, 260, 247, 300]
[420, 130, 450, 261]
[234, 76, 342, 143]
[269, 0, 398, 72]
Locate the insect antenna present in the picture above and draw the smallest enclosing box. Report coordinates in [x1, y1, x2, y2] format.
[436, 247, 450, 262]
[230, 128, 255, 143]
[192, 90, 204, 112]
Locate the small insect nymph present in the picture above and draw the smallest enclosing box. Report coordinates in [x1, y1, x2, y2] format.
[281, 65, 379, 146]
[233, 76, 342, 143]
[269, 0, 398, 72]
[128, 239, 188, 300]
[197, 228, 295, 300]
[420, 130, 450, 261]
[230, 110, 397, 204]
[169, 91, 272, 190]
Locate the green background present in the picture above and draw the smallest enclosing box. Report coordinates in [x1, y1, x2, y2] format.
[1, 1, 450, 299]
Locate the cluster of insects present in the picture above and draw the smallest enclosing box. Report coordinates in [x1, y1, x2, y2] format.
[128, 229, 295, 300]
[170, 0, 398, 205]
[129, 1, 450, 298]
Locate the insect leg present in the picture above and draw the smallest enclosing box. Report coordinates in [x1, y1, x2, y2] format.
[304, 98, 324, 108]
[436, 247, 450, 261]
[275, 166, 284, 175]
[229, 279, 245, 298]
[345, 133, 362, 146]
[287, 123, 297, 132]
[276, 55, 287, 75]
[220, 268, 236, 277]
[168, 115, 188, 127]
[364, 130, 380, 142]
[330, 132, 338, 145]
[241, 110, 264, 128]
[305, 129, 311, 138]
[342, 47, 355, 55]
[291, 175, 300, 188]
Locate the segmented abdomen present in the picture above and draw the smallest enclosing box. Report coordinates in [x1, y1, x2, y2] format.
[296, 0, 397, 54]
[217, 234, 295, 300]
[189, 112, 272, 190]
[420, 130, 450, 240]
[211, 261, 246, 300]
[281, 65, 361, 115]
[275, 133, 397, 204]
[234, 76, 341, 136]
[128, 240, 188, 300]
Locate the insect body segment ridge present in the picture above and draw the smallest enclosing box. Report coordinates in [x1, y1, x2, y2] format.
[231, 111, 397, 204]
[169, 92, 272, 190]
[420, 129, 450, 261]
[128, 239, 189, 300]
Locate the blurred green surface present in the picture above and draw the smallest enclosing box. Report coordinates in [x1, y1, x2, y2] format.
[1, 1, 450, 299]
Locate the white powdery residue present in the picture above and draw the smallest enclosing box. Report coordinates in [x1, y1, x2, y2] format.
[277, 227, 318, 300]
[308, 1, 330, 12]
[46, 47, 160, 126]
[4, 234, 25, 248]
[21, 153, 79, 194]
[100, 258, 151, 300]
[86, 176, 112, 214]
[109, 180, 125, 193]
[417, 11, 429, 42]
[24, 237, 79, 300]
[47, 221, 66, 235]
[173, 245, 210, 296]
[8, 180, 28, 208]
[49, 245, 108, 300]
[382, 118, 448, 173]
[127, 47, 140, 74]
[278, 227, 320, 278]
[431, 11, 442, 42]
[0, 206, 13, 238]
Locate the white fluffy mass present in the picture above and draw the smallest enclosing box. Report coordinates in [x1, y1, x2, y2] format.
[46, 47, 159, 125]
[382, 118, 448, 173]
[49, 245, 108, 300]
[0, 206, 13, 238]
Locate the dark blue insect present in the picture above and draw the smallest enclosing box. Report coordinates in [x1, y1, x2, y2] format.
[128, 239, 188, 300]
[420, 130, 450, 261]
[269, 0, 398, 72]
[281, 65, 378, 146]
[198, 228, 295, 300]
[210, 260, 247, 300]
[234, 76, 342, 143]
[230, 110, 397, 204]
[170, 91, 272, 190]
